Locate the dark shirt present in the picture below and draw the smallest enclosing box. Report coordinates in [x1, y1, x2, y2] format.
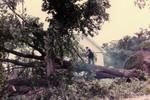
[88, 49, 94, 58]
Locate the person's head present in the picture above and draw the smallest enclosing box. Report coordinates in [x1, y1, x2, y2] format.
[86, 47, 89, 50]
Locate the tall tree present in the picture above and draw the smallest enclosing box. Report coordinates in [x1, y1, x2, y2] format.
[0, 0, 110, 80]
[42, 0, 110, 75]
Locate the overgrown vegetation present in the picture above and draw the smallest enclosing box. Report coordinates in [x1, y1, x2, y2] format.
[2, 76, 150, 100]
[102, 29, 150, 68]
[0, 59, 5, 96]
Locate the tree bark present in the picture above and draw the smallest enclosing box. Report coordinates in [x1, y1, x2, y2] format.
[95, 67, 136, 79]
[6, 66, 138, 87]
[3, 48, 43, 60]
[44, 31, 55, 83]
[0, 58, 72, 72]
[44, 50, 55, 76]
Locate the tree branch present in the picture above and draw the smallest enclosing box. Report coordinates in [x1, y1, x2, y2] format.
[2, 0, 27, 23]
[20, 40, 45, 57]
[3, 48, 44, 60]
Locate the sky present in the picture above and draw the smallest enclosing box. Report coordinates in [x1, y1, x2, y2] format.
[24, 0, 150, 65]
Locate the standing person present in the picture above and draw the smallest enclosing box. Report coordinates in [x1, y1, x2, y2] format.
[86, 47, 94, 64]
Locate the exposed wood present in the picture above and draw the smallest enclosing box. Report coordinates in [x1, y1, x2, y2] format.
[3, 48, 43, 60]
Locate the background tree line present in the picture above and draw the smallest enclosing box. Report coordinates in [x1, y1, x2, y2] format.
[102, 28, 150, 68]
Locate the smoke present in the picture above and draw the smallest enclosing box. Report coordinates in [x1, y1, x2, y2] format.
[103, 49, 133, 68]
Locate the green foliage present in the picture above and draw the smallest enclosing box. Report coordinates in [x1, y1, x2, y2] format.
[0, 38, 5, 95]
[0, 3, 47, 76]
[3, 78, 149, 99]
[0, 62, 5, 94]
[41, 0, 110, 71]
[0, 20, 5, 94]
[42, 0, 110, 36]
[102, 29, 150, 67]
[0, 0, 110, 81]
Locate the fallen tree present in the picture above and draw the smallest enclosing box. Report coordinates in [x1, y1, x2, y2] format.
[6, 65, 138, 87]
[3, 61, 148, 98]
[4, 50, 150, 96]
[124, 50, 150, 75]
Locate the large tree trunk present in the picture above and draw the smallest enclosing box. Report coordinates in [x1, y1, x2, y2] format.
[45, 50, 54, 76]
[4, 65, 140, 96]
[6, 66, 138, 87]
[95, 67, 137, 79]
[44, 31, 55, 87]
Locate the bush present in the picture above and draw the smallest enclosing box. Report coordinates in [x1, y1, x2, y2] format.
[3, 77, 150, 100]
[0, 62, 5, 95]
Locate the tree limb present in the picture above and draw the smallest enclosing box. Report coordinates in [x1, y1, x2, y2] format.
[3, 48, 43, 60]
[20, 40, 45, 57]
[71, 46, 85, 63]
[2, 0, 27, 23]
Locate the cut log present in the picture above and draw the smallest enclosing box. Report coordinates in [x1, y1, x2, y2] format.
[76, 64, 138, 78]
[95, 68, 137, 79]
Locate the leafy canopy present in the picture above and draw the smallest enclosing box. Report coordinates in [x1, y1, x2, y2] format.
[42, 0, 110, 36]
